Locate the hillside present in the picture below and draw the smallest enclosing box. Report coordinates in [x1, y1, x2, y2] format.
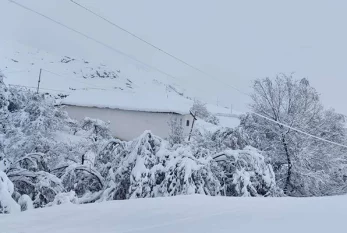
[0, 40, 187, 100]
[0, 40, 240, 128]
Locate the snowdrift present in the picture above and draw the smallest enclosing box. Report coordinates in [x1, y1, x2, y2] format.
[1, 194, 347, 233]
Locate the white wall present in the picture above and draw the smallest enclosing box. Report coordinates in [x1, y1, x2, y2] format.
[64, 105, 193, 141]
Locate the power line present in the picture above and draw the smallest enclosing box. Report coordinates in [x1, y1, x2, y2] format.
[8, 0, 210, 98]
[8, 0, 180, 83]
[69, 1, 347, 149]
[9, 0, 347, 150]
[69, 1, 207, 74]
[250, 112, 347, 149]
[69, 0, 250, 96]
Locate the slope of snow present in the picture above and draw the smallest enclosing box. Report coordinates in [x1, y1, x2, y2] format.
[205, 104, 242, 128]
[217, 116, 240, 128]
[1, 195, 346, 233]
[206, 104, 243, 116]
[1, 40, 192, 115]
[1, 40, 242, 127]
[0, 40, 188, 102]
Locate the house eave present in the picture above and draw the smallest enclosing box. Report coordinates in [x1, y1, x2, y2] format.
[61, 103, 188, 115]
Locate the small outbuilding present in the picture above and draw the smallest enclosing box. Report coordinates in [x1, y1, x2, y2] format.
[61, 90, 194, 141]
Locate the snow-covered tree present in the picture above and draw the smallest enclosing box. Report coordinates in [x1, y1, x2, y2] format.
[168, 116, 184, 145]
[212, 147, 280, 197]
[60, 164, 104, 198]
[191, 100, 219, 125]
[0, 71, 9, 111]
[80, 117, 112, 144]
[191, 100, 210, 119]
[241, 74, 347, 196]
[6, 153, 64, 208]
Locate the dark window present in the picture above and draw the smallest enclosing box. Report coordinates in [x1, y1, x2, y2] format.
[186, 120, 190, 127]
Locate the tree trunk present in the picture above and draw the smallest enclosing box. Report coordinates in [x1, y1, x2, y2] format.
[282, 134, 292, 195]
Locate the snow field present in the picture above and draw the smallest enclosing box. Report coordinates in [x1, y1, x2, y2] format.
[1, 194, 346, 233]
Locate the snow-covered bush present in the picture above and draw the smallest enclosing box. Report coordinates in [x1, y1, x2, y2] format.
[8, 169, 64, 208]
[18, 194, 34, 212]
[60, 164, 104, 197]
[0, 171, 20, 214]
[96, 131, 278, 200]
[47, 191, 78, 206]
[80, 117, 113, 144]
[4, 152, 63, 208]
[0, 153, 11, 173]
[2, 86, 71, 168]
[157, 147, 222, 197]
[213, 147, 279, 197]
[206, 114, 220, 125]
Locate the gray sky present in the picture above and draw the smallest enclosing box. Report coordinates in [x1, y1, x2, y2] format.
[1, 0, 347, 113]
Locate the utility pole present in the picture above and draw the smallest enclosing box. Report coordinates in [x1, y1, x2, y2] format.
[37, 68, 42, 94]
[188, 111, 197, 142]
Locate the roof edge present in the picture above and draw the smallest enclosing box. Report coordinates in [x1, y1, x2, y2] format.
[61, 103, 189, 115]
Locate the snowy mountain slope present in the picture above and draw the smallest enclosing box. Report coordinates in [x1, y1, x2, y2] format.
[1, 40, 241, 127]
[1, 195, 346, 233]
[0, 40, 186, 98]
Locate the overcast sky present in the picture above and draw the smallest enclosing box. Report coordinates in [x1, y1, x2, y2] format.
[1, 0, 347, 113]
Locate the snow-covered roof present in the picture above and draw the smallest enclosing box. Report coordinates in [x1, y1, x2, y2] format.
[61, 90, 193, 115]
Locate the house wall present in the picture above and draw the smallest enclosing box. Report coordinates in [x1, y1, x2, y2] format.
[63, 105, 193, 141]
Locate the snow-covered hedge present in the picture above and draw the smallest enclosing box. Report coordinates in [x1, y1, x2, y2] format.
[0, 77, 280, 214]
[94, 131, 279, 200]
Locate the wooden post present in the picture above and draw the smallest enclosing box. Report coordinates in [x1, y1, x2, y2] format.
[188, 111, 197, 142]
[37, 68, 42, 94]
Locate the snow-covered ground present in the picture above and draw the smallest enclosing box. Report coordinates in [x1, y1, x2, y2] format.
[1, 195, 346, 233]
[217, 116, 240, 129]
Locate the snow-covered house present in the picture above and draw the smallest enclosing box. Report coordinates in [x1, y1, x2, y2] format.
[61, 90, 194, 141]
